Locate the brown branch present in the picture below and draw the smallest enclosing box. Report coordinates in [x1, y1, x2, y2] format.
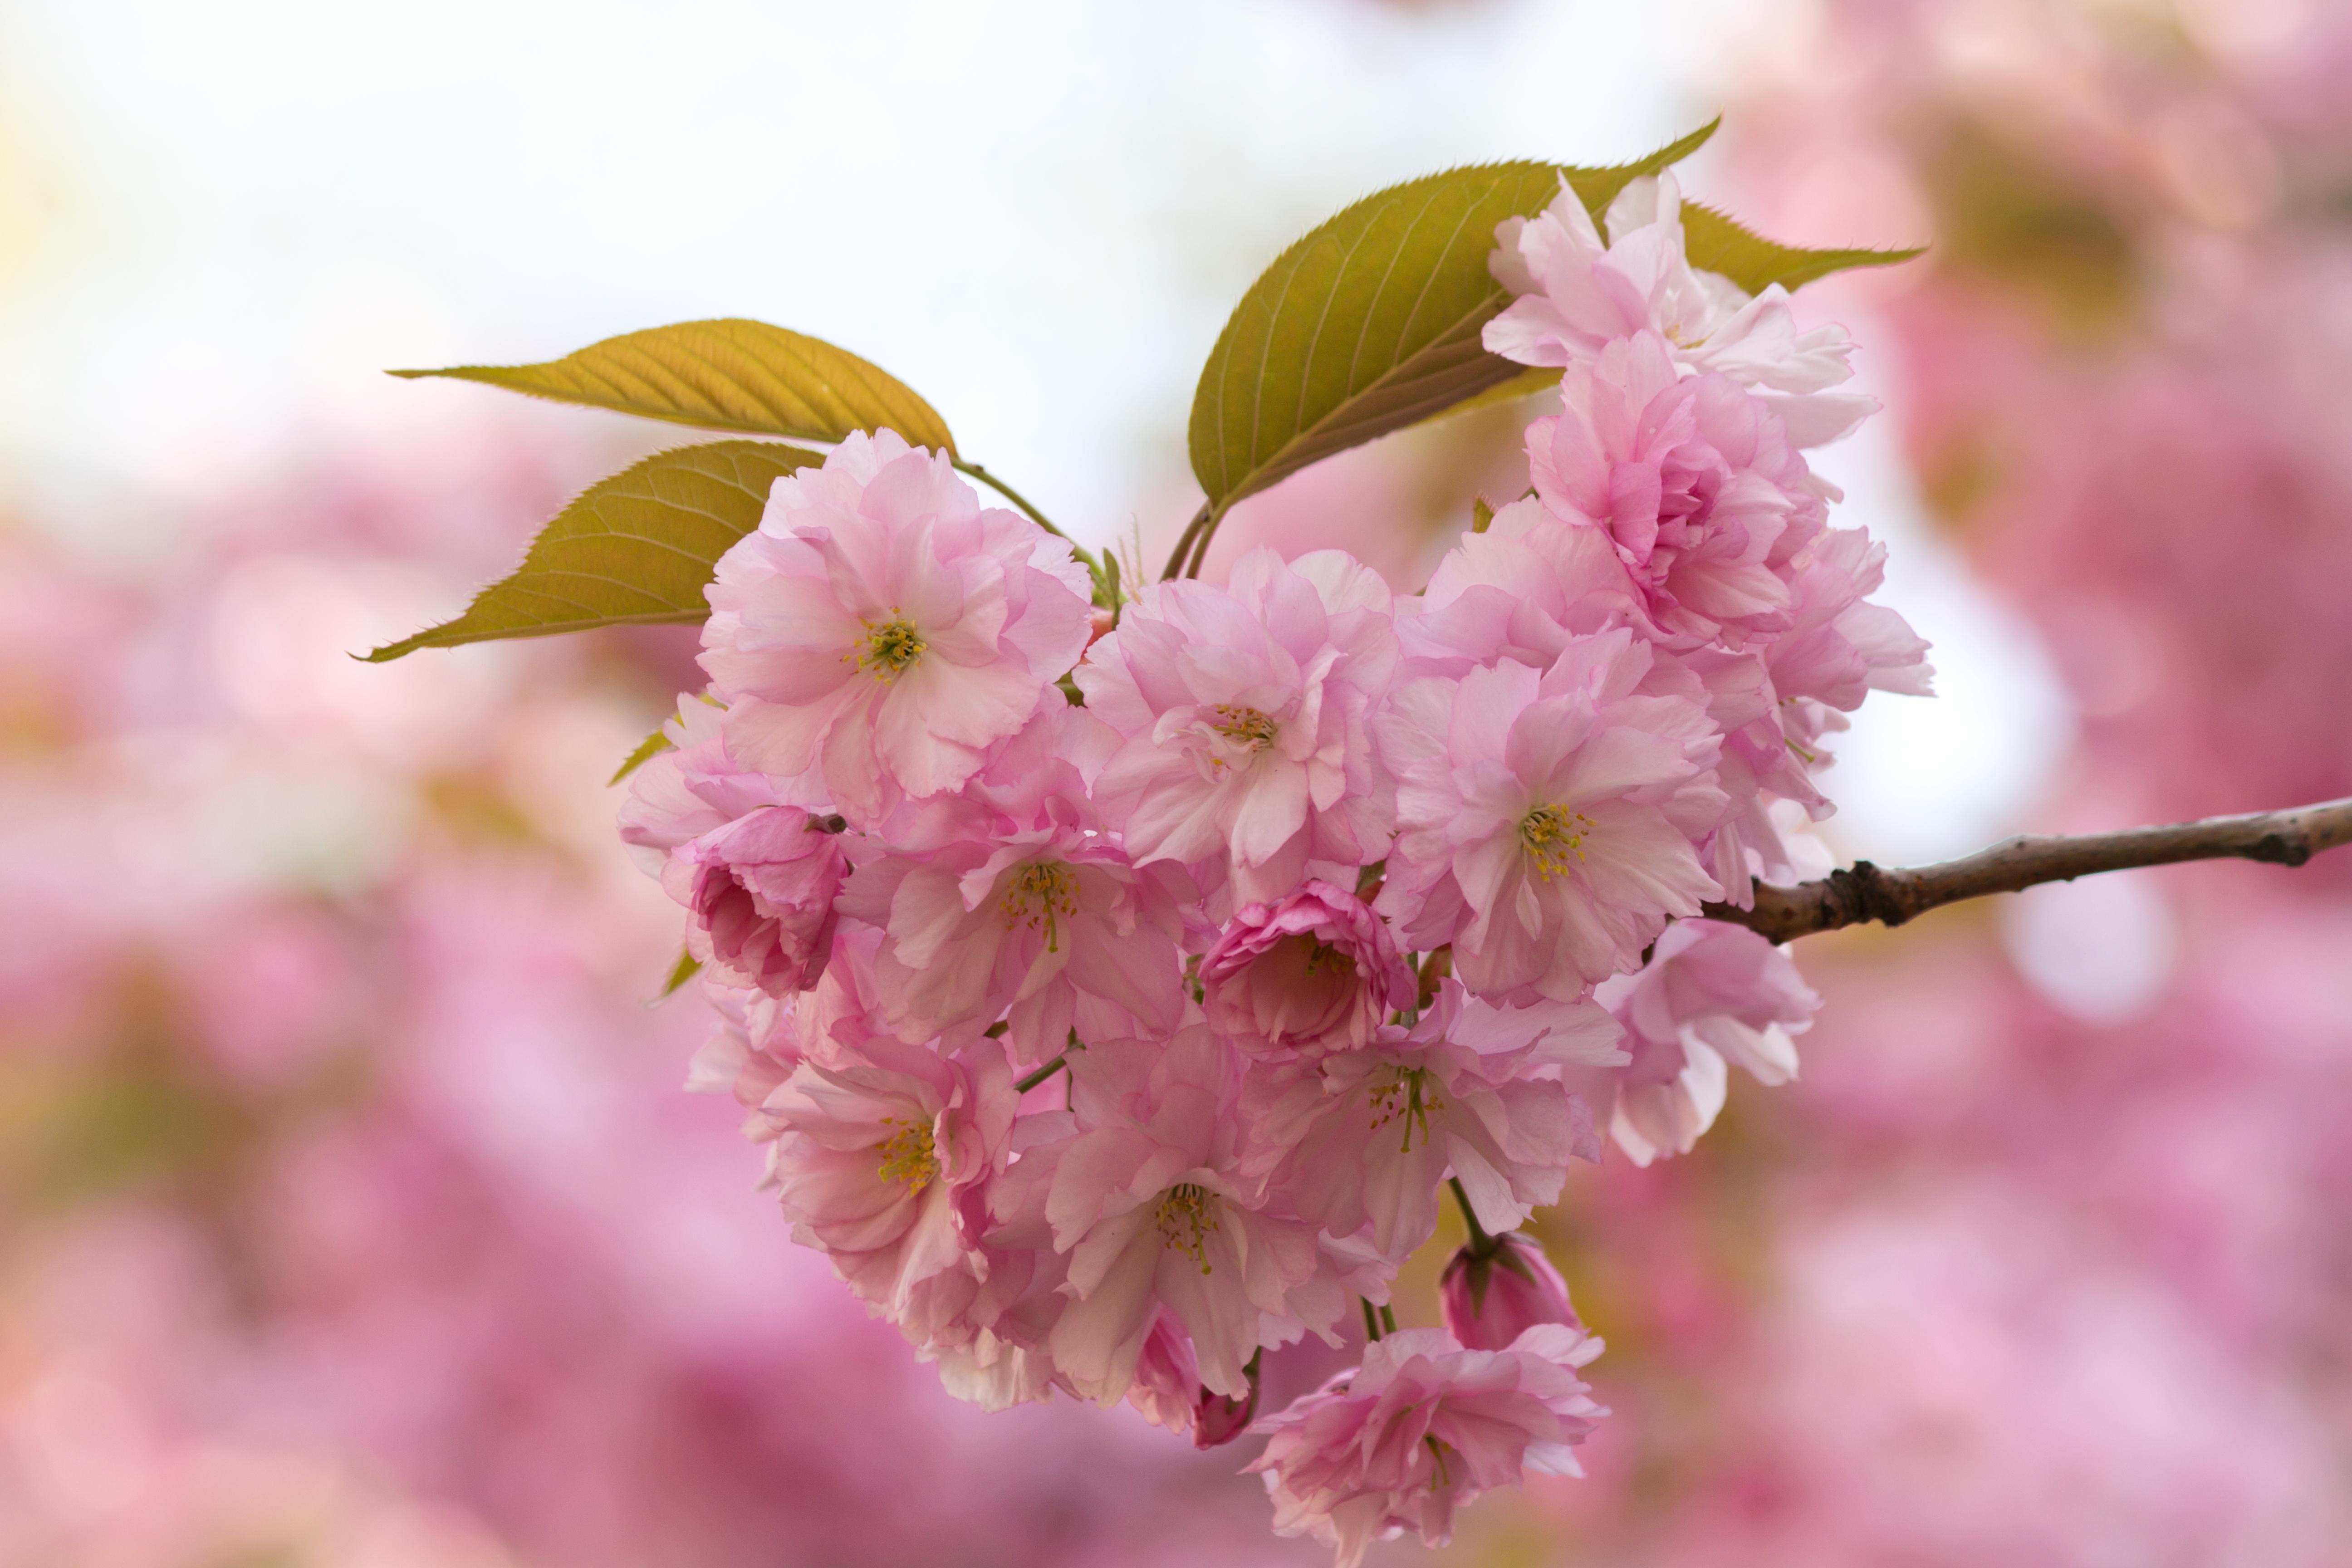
[1704, 796, 2352, 944]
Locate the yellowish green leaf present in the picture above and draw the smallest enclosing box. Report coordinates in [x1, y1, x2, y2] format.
[1186, 122, 1716, 521]
[1679, 202, 1923, 295]
[365, 440, 819, 661]
[391, 318, 956, 454]
[1471, 495, 1495, 534]
[659, 950, 702, 998]
[609, 725, 674, 786]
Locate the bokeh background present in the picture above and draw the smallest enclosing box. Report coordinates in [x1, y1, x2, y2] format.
[3, 0, 2349, 1563]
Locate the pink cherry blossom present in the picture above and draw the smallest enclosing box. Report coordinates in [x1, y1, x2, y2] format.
[997, 1027, 1347, 1406]
[1245, 1323, 1608, 1568]
[617, 692, 805, 873]
[755, 1034, 1020, 1354]
[1486, 172, 1876, 446]
[1378, 632, 1727, 1001]
[1200, 880, 1415, 1059]
[1125, 1309, 1259, 1448]
[1591, 916, 1820, 1165]
[1529, 332, 1832, 649]
[699, 430, 1095, 824]
[839, 811, 1193, 1065]
[1243, 987, 1606, 1260]
[1440, 1232, 1582, 1351]
[1397, 497, 1639, 678]
[1075, 547, 1398, 906]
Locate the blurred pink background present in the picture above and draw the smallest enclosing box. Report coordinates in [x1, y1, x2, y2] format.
[4, 1, 2350, 1563]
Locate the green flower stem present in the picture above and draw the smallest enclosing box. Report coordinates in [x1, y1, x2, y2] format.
[1449, 1176, 1500, 1260]
[1013, 1055, 1067, 1094]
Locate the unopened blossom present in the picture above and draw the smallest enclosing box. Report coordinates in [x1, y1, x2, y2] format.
[1530, 332, 1832, 649]
[1244, 986, 1607, 1260]
[1486, 172, 1876, 447]
[1593, 917, 1820, 1165]
[1246, 1324, 1608, 1568]
[758, 1034, 1020, 1353]
[1378, 633, 1726, 1001]
[1126, 1309, 1259, 1448]
[840, 802, 1193, 1064]
[1076, 547, 1398, 906]
[1201, 880, 1415, 1059]
[997, 1027, 1346, 1405]
[699, 430, 1094, 824]
[1440, 1233, 1581, 1351]
[662, 807, 848, 995]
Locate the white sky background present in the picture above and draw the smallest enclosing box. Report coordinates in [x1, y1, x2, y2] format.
[0, 0, 2070, 864]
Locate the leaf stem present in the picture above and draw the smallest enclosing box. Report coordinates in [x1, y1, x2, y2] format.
[1161, 501, 1212, 581]
[1014, 1055, 1067, 1094]
[1449, 1176, 1500, 1259]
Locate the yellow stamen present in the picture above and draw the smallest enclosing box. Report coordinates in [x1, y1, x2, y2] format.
[1000, 861, 1080, 951]
[1366, 1064, 1445, 1153]
[875, 1116, 940, 1191]
[1211, 705, 1278, 750]
[1156, 1183, 1220, 1274]
[1518, 804, 1592, 882]
[855, 615, 927, 681]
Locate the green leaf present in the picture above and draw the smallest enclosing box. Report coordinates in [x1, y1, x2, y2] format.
[390, 318, 957, 454]
[1679, 202, 1923, 295]
[658, 950, 702, 999]
[1186, 122, 1716, 519]
[1471, 495, 1495, 534]
[365, 440, 820, 660]
[609, 725, 674, 787]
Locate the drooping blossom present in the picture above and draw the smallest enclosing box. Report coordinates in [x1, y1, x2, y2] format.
[1590, 916, 1820, 1165]
[699, 430, 1095, 823]
[1243, 983, 1613, 1260]
[1246, 1324, 1608, 1568]
[667, 807, 849, 994]
[1200, 880, 1415, 1059]
[992, 1027, 1346, 1405]
[1076, 547, 1399, 906]
[756, 1034, 1021, 1355]
[1529, 331, 1832, 648]
[1378, 632, 1727, 1000]
[1126, 1309, 1259, 1448]
[1486, 172, 1876, 446]
[1440, 1233, 1581, 1351]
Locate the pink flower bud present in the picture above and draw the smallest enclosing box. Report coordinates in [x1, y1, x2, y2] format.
[1440, 1232, 1579, 1351]
[1124, 1308, 1259, 1448]
[677, 807, 849, 996]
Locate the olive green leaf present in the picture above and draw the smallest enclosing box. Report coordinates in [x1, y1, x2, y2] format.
[608, 726, 674, 786]
[1680, 202, 1923, 295]
[657, 950, 702, 1000]
[364, 440, 819, 661]
[390, 318, 956, 454]
[1185, 122, 1716, 524]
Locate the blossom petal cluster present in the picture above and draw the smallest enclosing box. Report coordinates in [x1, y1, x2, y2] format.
[616, 179, 1926, 1562]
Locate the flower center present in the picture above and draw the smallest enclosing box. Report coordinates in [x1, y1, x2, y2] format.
[1301, 938, 1350, 976]
[875, 1116, 940, 1191]
[1367, 1064, 1445, 1153]
[857, 615, 927, 681]
[1156, 1182, 1220, 1274]
[1211, 705, 1278, 750]
[1518, 804, 1593, 882]
[1000, 861, 1079, 951]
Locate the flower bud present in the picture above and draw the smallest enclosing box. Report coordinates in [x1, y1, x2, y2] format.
[1439, 1232, 1578, 1351]
[1125, 1310, 1259, 1447]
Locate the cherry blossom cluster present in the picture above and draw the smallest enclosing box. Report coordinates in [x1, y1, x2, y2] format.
[618, 173, 1928, 1565]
